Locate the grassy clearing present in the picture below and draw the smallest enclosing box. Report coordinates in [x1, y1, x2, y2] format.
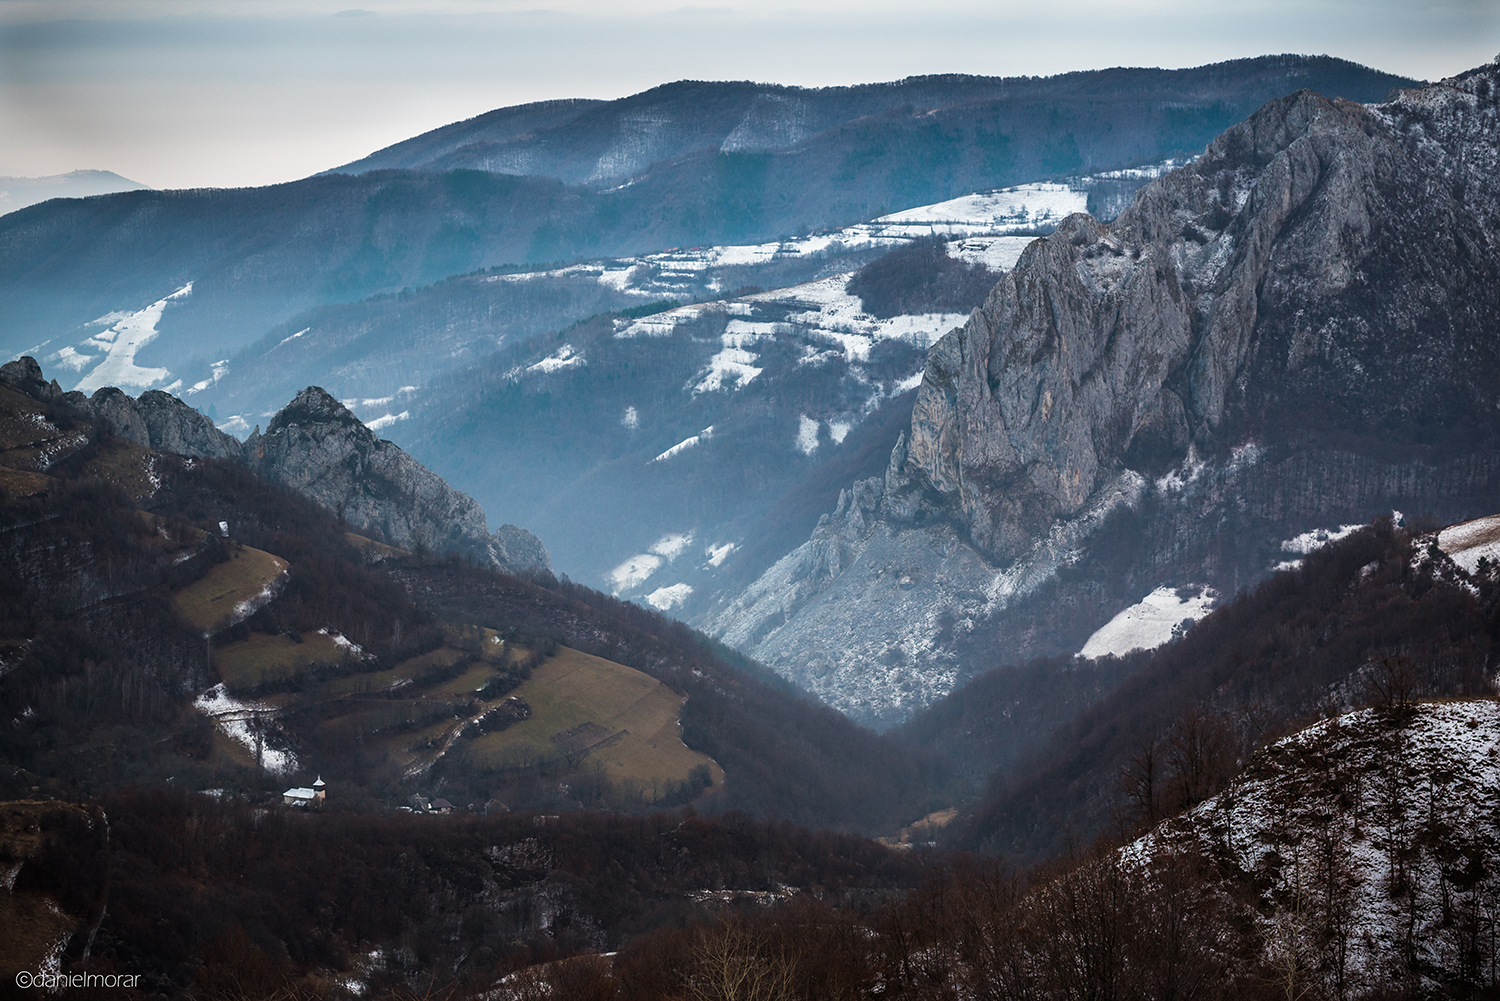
[319, 644, 494, 697]
[0, 465, 50, 497]
[170, 545, 288, 634]
[468, 647, 720, 795]
[344, 531, 409, 560]
[74, 437, 159, 498]
[214, 630, 354, 690]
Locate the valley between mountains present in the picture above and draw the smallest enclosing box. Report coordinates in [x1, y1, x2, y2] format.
[5, 52, 1500, 1001]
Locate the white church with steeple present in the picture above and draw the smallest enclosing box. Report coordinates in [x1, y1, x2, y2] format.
[282, 775, 326, 808]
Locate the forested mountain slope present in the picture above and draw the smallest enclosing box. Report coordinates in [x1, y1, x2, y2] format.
[0, 362, 937, 833]
[933, 514, 1500, 864]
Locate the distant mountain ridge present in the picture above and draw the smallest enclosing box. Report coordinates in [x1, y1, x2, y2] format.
[0, 169, 149, 216]
[0, 55, 1413, 392]
[331, 57, 1415, 186]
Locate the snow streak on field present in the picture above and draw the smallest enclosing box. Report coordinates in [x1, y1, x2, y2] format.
[71, 284, 192, 393]
[193, 683, 298, 774]
[1078, 585, 1216, 659]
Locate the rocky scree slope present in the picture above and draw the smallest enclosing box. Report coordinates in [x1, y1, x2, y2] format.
[706, 63, 1500, 727]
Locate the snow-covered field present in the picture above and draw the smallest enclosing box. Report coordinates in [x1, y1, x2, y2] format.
[69, 284, 192, 394]
[874, 183, 1086, 231]
[193, 683, 298, 775]
[608, 274, 965, 433]
[1274, 522, 1364, 571]
[1078, 585, 1217, 659]
[500, 178, 1105, 310]
[608, 531, 706, 597]
[1438, 513, 1500, 573]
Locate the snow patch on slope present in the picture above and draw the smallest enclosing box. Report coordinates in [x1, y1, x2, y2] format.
[649, 532, 693, 559]
[528, 344, 584, 374]
[193, 683, 298, 775]
[1438, 514, 1500, 574]
[651, 426, 713, 463]
[366, 411, 409, 431]
[646, 583, 693, 610]
[1275, 523, 1363, 571]
[1078, 585, 1216, 659]
[795, 415, 820, 455]
[607, 553, 662, 592]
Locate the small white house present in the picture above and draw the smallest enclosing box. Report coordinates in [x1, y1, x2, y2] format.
[282, 775, 326, 808]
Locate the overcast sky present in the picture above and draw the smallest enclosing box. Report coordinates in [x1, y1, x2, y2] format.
[2, 0, 1497, 190]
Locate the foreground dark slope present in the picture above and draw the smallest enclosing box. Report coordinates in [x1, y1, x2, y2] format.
[936, 516, 1500, 864]
[5, 795, 932, 998]
[0, 57, 1411, 371]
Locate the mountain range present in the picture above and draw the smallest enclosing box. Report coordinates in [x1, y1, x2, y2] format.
[0, 56, 1410, 415]
[0, 170, 148, 216]
[8, 50, 1500, 999]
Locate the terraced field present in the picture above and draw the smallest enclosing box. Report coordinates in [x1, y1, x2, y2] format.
[170, 545, 288, 633]
[213, 630, 359, 689]
[466, 647, 721, 799]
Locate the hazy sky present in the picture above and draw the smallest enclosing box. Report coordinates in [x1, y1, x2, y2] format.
[2, 0, 1497, 190]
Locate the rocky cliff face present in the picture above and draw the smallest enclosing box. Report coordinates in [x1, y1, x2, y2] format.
[1, 357, 552, 578]
[705, 63, 1500, 726]
[906, 67, 1500, 562]
[246, 387, 551, 577]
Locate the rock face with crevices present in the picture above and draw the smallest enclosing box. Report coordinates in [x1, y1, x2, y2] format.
[906, 68, 1500, 562]
[246, 387, 551, 577]
[44, 380, 246, 462]
[705, 64, 1500, 726]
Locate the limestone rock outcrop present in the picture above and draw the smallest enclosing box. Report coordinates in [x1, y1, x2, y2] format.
[0, 357, 65, 404]
[247, 387, 551, 577]
[50, 382, 246, 462]
[903, 68, 1500, 562]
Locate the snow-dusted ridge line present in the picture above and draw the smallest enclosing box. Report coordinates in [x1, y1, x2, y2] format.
[1131, 700, 1500, 990]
